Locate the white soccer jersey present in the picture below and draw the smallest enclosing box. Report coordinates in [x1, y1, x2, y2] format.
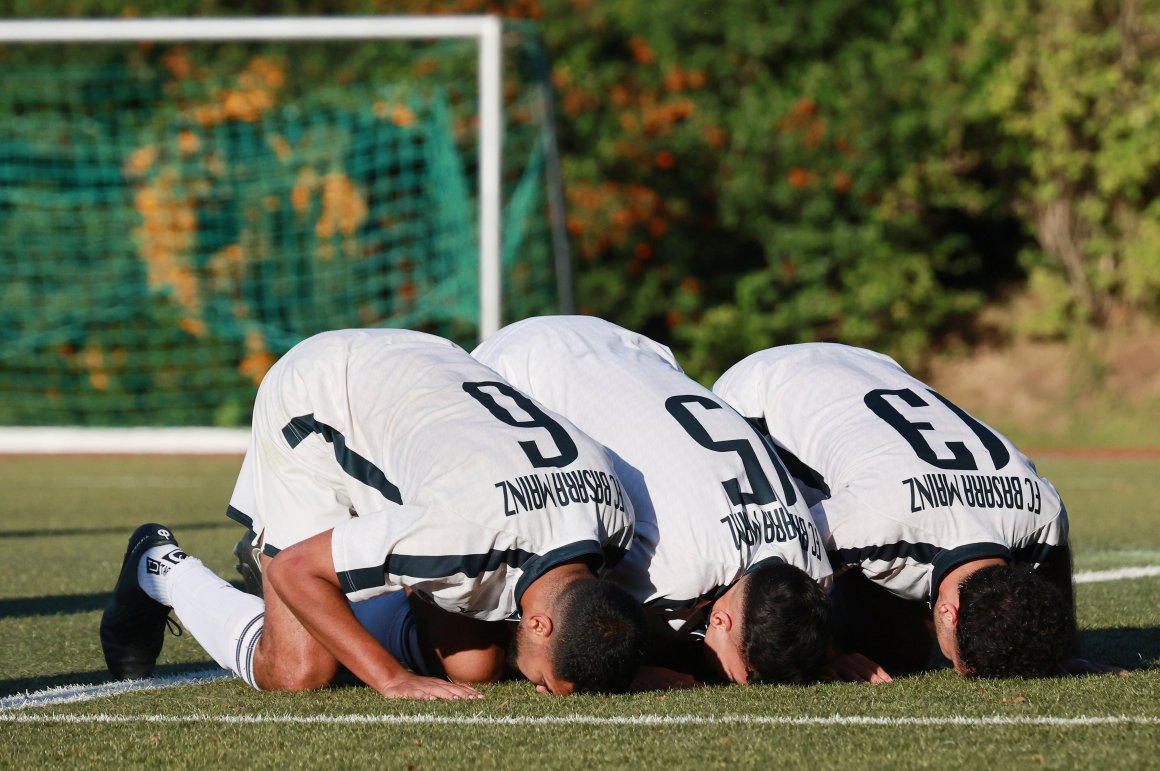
[473, 316, 832, 636]
[227, 328, 634, 622]
[713, 343, 1068, 605]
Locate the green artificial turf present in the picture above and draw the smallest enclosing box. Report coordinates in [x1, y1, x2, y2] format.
[1, 455, 1157, 769]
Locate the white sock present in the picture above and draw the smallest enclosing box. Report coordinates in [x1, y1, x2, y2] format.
[162, 557, 267, 689]
[137, 545, 189, 607]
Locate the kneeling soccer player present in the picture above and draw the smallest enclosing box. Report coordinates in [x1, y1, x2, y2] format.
[715, 342, 1124, 678]
[474, 316, 836, 686]
[100, 328, 646, 699]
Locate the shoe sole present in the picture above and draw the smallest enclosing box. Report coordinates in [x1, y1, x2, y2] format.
[233, 530, 264, 598]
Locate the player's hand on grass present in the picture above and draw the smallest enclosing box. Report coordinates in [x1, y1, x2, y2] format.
[1061, 657, 1129, 676]
[823, 652, 893, 684]
[376, 671, 485, 700]
[631, 665, 702, 691]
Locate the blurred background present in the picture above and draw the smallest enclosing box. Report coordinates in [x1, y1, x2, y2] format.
[2, 0, 1158, 448]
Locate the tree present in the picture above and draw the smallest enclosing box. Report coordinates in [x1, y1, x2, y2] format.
[952, 0, 1160, 333]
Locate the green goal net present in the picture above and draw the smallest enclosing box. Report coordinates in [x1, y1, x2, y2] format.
[0, 18, 567, 427]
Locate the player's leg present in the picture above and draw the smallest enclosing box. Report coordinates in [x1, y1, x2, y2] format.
[248, 551, 341, 690]
[829, 569, 936, 674]
[112, 527, 339, 691]
[100, 522, 267, 686]
[161, 541, 266, 687]
[100, 523, 193, 680]
[227, 364, 360, 689]
[102, 438, 349, 686]
[236, 535, 440, 684]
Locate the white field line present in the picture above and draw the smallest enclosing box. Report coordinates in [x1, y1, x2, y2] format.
[0, 669, 230, 711]
[0, 427, 249, 455]
[2, 712, 1159, 727]
[1074, 565, 1160, 583]
[23, 476, 214, 489]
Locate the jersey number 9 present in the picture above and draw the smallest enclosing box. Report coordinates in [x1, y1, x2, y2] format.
[463, 381, 580, 469]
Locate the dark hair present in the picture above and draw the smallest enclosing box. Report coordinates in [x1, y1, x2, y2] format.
[741, 562, 832, 684]
[551, 579, 648, 694]
[956, 564, 1072, 678]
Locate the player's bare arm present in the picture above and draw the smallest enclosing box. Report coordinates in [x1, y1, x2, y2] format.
[631, 665, 702, 691]
[405, 591, 507, 684]
[824, 650, 893, 684]
[268, 530, 484, 700]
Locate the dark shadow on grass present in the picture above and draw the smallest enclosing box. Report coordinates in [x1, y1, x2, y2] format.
[0, 593, 107, 617]
[0, 662, 219, 700]
[0, 520, 237, 539]
[881, 629, 1160, 676]
[1079, 626, 1160, 670]
[1, 582, 246, 618]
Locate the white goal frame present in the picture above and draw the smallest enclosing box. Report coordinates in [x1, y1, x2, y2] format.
[0, 16, 508, 453]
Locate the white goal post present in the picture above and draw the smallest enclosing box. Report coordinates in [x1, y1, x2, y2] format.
[0, 15, 506, 340]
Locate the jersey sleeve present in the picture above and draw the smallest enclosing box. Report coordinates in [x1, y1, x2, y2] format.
[330, 504, 428, 601]
[328, 505, 527, 621]
[1011, 494, 1070, 568]
[329, 488, 628, 622]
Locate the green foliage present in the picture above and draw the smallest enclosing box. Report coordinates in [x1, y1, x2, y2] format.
[5, 0, 1160, 397]
[541, 0, 1160, 378]
[927, 0, 1160, 332]
[539, 0, 1015, 380]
